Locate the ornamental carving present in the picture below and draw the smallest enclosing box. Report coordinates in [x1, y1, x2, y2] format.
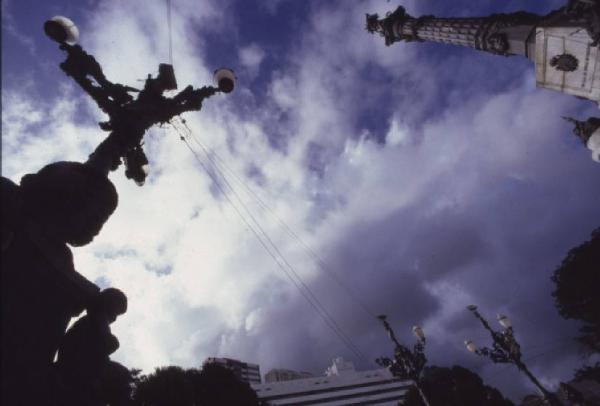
[550, 53, 579, 72]
[486, 33, 510, 55]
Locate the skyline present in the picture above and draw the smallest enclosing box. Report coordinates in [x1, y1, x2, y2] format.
[2, 0, 600, 401]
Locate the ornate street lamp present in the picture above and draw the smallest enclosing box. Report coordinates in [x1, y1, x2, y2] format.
[465, 305, 563, 406]
[376, 315, 430, 406]
[44, 16, 236, 185]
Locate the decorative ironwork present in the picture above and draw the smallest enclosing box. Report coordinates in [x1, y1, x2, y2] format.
[466, 305, 563, 406]
[376, 315, 430, 406]
[46, 17, 234, 186]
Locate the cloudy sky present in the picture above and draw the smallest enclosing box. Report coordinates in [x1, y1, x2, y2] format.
[2, 0, 600, 401]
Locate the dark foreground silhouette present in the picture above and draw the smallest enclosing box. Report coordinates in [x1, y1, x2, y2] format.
[131, 364, 260, 406]
[402, 365, 514, 406]
[1, 162, 129, 405]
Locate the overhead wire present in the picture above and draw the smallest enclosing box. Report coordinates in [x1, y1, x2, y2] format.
[176, 124, 367, 363]
[170, 120, 368, 363]
[161, 0, 371, 366]
[175, 120, 370, 356]
[166, 0, 173, 65]
[160, 1, 371, 365]
[178, 119, 379, 321]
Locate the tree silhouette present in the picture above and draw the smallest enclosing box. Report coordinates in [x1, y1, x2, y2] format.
[132, 364, 259, 406]
[133, 366, 194, 406]
[403, 365, 514, 406]
[552, 228, 600, 353]
[519, 394, 546, 406]
[194, 363, 260, 406]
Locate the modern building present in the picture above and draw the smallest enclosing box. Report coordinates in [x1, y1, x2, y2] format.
[366, 1, 600, 162]
[252, 357, 412, 405]
[265, 368, 314, 383]
[202, 357, 261, 384]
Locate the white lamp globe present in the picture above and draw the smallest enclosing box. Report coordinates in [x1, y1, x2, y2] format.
[465, 340, 478, 353]
[412, 325, 425, 342]
[497, 314, 512, 329]
[44, 16, 79, 45]
[213, 68, 236, 93]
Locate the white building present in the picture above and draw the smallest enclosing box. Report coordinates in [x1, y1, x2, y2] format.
[265, 368, 314, 383]
[252, 357, 412, 405]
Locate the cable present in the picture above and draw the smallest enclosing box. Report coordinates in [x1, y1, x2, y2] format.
[166, 0, 173, 65]
[483, 340, 576, 383]
[175, 122, 366, 361]
[171, 123, 368, 363]
[176, 120, 368, 349]
[176, 120, 379, 363]
[178, 118, 378, 320]
[179, 129, 366, 363]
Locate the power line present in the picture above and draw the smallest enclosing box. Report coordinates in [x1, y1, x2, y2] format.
[178, 127, 367, 363]
[166, 0, 173, 65]
[171, 122, 368, 363]
[176, 119, 373, 359]
[178, 118, 378, 321]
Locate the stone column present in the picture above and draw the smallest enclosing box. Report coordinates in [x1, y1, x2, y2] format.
[367, 6, 541, 58]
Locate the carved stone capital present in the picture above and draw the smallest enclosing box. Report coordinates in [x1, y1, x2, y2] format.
[366, 6, 416, 46]
[550, 53, 579, 72]
[485, 33, 510, 55]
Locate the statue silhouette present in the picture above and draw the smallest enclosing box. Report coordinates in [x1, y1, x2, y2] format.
[1, 161, 118, 405]
[0, 14, 234, 404]
[56, 288, 128, 405]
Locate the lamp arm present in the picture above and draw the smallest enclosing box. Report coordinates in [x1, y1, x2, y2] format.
[58, 43, 135, 118]
[379, 317, 403, 349]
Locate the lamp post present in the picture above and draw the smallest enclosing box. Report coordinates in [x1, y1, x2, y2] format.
[464, 305, 562, 406]
[376, 315, 430, 406]
[44, 16, 236, 185]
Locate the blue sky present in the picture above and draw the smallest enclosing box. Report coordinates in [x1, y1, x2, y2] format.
[2, 0, 600, 401]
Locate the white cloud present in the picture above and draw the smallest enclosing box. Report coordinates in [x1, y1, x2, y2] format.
[385, 119, 411, 146]
[2, 85, 100, 178]
[239, 43, 266, 79]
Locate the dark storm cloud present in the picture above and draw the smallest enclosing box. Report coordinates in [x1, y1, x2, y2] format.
[247, 1, 600, 390]
[303, 159, 599, 397]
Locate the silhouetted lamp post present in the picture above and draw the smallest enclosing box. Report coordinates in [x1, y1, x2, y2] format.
[376, 315, 430, 406]
[43, 16, 236, 186]
[464, 305, 562, 406]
